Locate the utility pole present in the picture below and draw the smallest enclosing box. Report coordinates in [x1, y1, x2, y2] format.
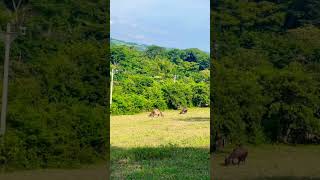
[0, 23, 24, 136]
[110, 68, 114, 105]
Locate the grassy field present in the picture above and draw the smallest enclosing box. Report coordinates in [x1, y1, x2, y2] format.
[211, 144, 320, 180]
[0, 164, 108, 180]
[111, 108, 210, 179]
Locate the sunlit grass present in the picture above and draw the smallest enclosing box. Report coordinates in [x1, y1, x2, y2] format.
[111, 108, 210, 179]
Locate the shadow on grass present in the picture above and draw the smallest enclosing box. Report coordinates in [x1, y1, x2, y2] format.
[250, 177, 320, 180]
[111, 145, 210, 179]
[175, 117, 209, 122]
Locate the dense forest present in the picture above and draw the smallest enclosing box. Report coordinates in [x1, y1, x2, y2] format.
[0, 1, 107, 170]
[212, 0, 320, 144]
[111, 41, 210, 115]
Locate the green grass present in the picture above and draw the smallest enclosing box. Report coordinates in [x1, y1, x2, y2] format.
[0, 164, 108, 180]
[211, 144, 320, 180]
[111, 108, 210, 179]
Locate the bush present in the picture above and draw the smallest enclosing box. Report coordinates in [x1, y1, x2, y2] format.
[110, 45, 210, 114]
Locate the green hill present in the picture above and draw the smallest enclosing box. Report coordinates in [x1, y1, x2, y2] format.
[111, 38, 148, 51]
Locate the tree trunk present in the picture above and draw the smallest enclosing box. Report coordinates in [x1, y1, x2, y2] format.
[282, 128, 291, 143]
[110, 68, 114, 105]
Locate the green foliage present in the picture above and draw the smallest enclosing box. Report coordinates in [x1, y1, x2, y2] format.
[192, 82, 210, 107]
[212, 0, 320, 144]
[0, 1, 107, 170]
[162, 81, 193, 109]
[110, 43, 210, 114]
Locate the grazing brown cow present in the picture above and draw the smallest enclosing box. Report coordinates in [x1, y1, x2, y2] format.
[179, 107, 188, 114]
[225, 145, 248, 166]
[149, 108, 164, 117]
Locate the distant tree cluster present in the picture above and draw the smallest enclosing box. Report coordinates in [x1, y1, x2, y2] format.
[212, 0, 320, 144]
[111, 44, 210, 115]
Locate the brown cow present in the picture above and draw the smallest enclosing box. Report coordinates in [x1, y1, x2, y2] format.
[149, 108, 164, 117]
[225, 145, 248, 166]
[179, 107, 188, 114]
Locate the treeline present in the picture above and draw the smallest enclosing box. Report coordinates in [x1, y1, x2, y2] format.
[0, 1, 107, 169]
[111, 44, 210, 115]
[212, 0, 320, 144]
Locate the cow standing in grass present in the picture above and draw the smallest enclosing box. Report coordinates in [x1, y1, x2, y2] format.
[149, 108, 164, 117]
[225, 145, 248, 166]
[179, 107, 188, 114]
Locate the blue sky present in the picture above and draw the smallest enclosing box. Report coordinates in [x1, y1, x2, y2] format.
[111, 0, 210, 52]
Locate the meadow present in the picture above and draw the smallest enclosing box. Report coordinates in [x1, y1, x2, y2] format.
[211, 144, 320, 180]
[111, 108, 210, 179]
[0, 164, 108, 180]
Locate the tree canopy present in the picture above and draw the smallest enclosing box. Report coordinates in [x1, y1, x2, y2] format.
[0, 0, 108, 170]
[110, 42, 210, 115]
[212, 0, 320, 144]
